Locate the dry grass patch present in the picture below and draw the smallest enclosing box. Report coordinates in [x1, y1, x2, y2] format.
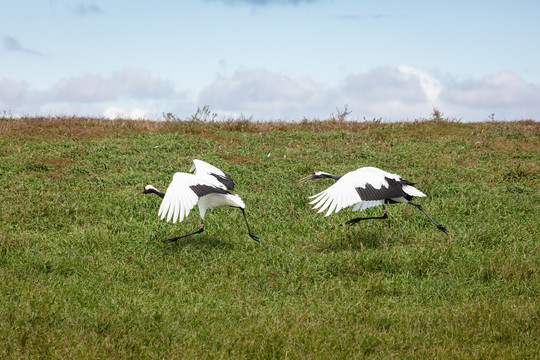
[0, 116, 165, 140]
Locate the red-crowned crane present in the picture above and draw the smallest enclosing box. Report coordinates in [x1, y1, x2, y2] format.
[140, 159, 259, 243]
[300, 167, 448, 234]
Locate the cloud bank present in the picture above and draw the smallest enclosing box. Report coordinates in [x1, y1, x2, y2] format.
[199, 68, 328, 119]
[50, 69, 175, 103]
[198, 66, 539, 121]
[1, 66, 538, 121]
[0, 69, 187, 119]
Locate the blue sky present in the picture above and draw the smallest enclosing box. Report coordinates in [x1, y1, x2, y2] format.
[1, 0, 539, 121]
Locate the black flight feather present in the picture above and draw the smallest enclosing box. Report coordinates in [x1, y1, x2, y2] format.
[189, 184, 229, 198]
[210, 172, 235, 191]
[355, 177, 409, 201]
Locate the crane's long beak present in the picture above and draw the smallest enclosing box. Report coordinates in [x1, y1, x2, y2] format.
[298, 174, 313, 184]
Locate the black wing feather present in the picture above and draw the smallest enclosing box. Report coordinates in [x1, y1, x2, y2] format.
[355, 177, 408, 201]
[189, 184, 229, 198]
[210, 172, 235, 191]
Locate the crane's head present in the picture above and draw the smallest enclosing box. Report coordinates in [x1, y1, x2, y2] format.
[139, 184, 157, 195]
[298, 171, 334, 184]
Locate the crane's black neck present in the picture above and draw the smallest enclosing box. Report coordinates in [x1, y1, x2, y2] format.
[146, 188, 165, 198]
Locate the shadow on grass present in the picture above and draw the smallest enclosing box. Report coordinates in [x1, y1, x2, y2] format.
[318, 227, 398, 252]
[160, 235, 234, 251]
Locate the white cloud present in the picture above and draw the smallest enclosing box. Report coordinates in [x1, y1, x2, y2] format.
[50, 69, 176, 103]
[198, 68, 330, 119]
[198, 66, 445, 120]
[0, 77, 46, 114]
[0, 69, 189, 118]
[103, 107, 148, 120]
[198, 66, 539, 121]
[442, 71, 540, 108]
[335, 65, 445, 120]
[1, 66, 538, 121]
[397, 65, 442, 103]
[339, 66, 426, 103]
[0, 77, 30, 106]
[437, 72, 540, 121]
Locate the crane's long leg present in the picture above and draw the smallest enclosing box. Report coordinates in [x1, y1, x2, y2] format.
[408, 202, 448, 235]
[345, 205, 388, 225]
[163, 220, 205, 243]
[240, 208, 260, 242]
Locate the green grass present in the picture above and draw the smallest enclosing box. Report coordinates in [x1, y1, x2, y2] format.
[1, 116, 539, 359]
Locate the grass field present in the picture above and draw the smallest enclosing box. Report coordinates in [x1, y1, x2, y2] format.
[0, 115, 538, 359]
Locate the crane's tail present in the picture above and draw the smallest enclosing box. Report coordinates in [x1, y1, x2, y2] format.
[402, 185, 426, 198]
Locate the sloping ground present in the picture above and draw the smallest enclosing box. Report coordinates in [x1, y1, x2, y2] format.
[0, 116, 538, 359]
[2, 115, 537, 140]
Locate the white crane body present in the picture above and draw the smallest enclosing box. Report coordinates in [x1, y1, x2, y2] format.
[142, 159, 259, 242]
[309, 167, 426, 216]
[301, 167, 447, 234]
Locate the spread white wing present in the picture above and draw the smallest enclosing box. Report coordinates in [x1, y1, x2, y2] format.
[158, 173, 201, 223]
[190, 159, 235, 191]
[309, 171, 368, 217]
[308, 167, 423, 217]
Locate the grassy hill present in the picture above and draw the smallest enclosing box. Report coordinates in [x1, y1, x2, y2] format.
[0, 116, 538, 358]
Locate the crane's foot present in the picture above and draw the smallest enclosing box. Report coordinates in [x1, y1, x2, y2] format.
[437, 224, 449, 235]
[249, 232, 260, 242]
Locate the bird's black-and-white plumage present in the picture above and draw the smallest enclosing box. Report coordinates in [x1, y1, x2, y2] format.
[141, 159, 259, 242]
[300, 167, 448, 234]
